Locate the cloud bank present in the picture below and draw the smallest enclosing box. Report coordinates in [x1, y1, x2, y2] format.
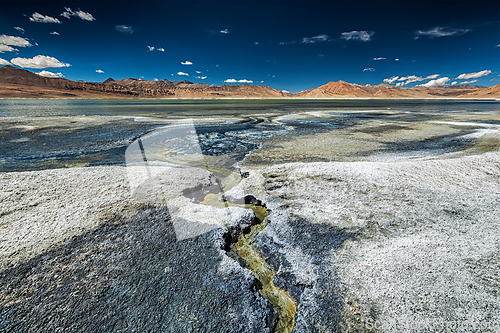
[10, 55, 70, 69]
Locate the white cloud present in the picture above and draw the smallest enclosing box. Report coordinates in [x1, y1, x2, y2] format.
[60, 7, 95, 21]
[496, 44, 500, 47]
[196, 71, 202, 74]
[395, 82, 404, 87]
[0, 45, 16, 53]
[37, 70, 64, 78]
[0, 58, 10, 65]
[0, 35, 32, 47]
[395, 58, 400, 61]
[461, 79, 478, 84]
[10, 55, 70, 69]
[373, 57, 385, 61]
[254, 42, 259, 45]
[181, 61, 193, 65]
[420, 77, 450, 87]
[96, 69, 104, 73]
[416, 27, 470, 38]
[75, 10, 95, 21]
[116, 25, 133, 34]
[301, 34, 329, 44]
[451, 81, 457, 85]
[224, 78, 253, 83]
[220, 29, 230, 34]
[50, 31, 60, 35]
[282, 90, 290, 93]
[157, 47, 165, 52]
[147, 45, 155, 51]
[426, 74, 440, 79]
[456, 70, 491, 80]
[398, 75, 425, 84]
[14, 27, 25, 33]
[153, 78, 158, 81]
[341, 31, 374, 42]
[363, 68, 375, 72]
[383, 76, 399, 84]
[177, 72, 189, 76]
[195, 76, 207, 79]
[29, 12, 61, 24]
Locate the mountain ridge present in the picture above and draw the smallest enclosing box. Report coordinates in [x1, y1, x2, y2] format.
[0, 65, 498, 99]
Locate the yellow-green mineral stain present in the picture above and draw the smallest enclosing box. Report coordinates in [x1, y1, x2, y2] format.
[234, 207, 297, 333]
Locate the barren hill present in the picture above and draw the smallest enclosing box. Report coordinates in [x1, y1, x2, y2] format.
[296, 80, 493, 99]
[0, 65, 498, 99]
[0, 66, 286, 98]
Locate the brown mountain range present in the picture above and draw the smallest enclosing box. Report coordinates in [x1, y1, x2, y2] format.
[0, 65, 498, 99]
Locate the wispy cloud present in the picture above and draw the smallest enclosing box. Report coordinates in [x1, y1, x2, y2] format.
[60, 7, 95, 21]
[415, 26, 470, 38]
[36, 70, 64, 78]
[196, 71, 202, 74]
[10, 55, 70, 69]
[341, 31, 374, 42]
[420, 77, 450, 87]
[177, 72, 189, 76]
[224, 78, 253, 83]
[0, 58, 10, 65]
[29, 12, 61, 24]
[50, 31, 59, 35]
[220, 29, 230, 34]
[115, 25, 133, 34]
[363, 68, 375, 72]
[301, 34, 329, 44]
[373, 57, 385, 61]
[157, 47, 165, 52]
[195, 76, 207, 80]
[456, 70, 491, 80]
[147, 46, 155, 52]
[461, 79, 478, 84]
[96, 69, 104, 73]
[14, 27, 25, 33]
[181, 61, 193, 65]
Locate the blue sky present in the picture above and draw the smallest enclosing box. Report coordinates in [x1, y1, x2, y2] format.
[0, 0, 499, 92]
